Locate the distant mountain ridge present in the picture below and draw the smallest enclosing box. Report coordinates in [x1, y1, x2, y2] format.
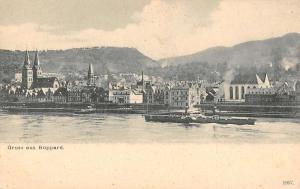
[158, 33, 300, 80]
[0, 33, 299, 83]
[0, 47, 160, 82]
[160, 33, 300, 68]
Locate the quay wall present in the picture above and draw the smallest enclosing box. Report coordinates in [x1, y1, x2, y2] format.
[197, 103, 300, 113]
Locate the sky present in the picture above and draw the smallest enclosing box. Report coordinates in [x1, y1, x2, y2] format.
[0, 0, 299, 59]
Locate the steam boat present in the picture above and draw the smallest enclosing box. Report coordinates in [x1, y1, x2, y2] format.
[144, 107, 256, 125]
[144, 113, 255, 125]
[145, 113, 194, 123]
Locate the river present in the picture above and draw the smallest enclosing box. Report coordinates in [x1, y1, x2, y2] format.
[0, 111, 299, 143]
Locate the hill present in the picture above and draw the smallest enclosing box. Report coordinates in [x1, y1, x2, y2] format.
[0, 47, 159, 83]
[160, 33, 300, 67]
[159, 33, 300, 81]
[1, 33, 300, 83]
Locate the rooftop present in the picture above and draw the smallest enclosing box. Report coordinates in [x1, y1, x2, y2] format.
[231, 73, 267, 85]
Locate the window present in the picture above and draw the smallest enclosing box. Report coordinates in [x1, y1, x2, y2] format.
[235, 86, 239, 99]
[241, 86, 245, 99]
[230, 86, 233, 99]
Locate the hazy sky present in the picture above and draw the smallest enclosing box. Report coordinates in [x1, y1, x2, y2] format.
[0, 0, 299, 59]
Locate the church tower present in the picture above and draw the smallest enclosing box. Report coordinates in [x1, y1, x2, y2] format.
[21, 50, 33, 89]
[87, 63, 95, 86]
[33, 50, 43, 83]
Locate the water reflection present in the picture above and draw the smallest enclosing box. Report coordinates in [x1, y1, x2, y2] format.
[0, 112, 299, 143]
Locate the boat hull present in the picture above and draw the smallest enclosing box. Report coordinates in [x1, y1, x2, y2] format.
[145, 114, 255, 125]
[194, 117, 255, 125]
[145, 115, 193, 123]
[74, 109, 96, 114]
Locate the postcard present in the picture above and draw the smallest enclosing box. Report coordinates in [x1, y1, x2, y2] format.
[0, 0, 299, 188]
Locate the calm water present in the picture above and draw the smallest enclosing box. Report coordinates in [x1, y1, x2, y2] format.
[0, 111, 299, 143]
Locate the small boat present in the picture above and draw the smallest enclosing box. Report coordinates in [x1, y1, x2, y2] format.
[74, 106, 96, 114]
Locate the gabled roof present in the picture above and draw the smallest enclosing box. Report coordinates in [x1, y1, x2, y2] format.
[231, 73, 268, 85]
[257, 73, 267, 82]
[231, 74, 258, 85]
[36, 89, 46, 97]
[33, 77, 58, 88]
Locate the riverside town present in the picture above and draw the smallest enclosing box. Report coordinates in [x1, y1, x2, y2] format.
[0, 49, 300, 124]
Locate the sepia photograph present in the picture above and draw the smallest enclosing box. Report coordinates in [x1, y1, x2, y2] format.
[0, 0, 299, 188]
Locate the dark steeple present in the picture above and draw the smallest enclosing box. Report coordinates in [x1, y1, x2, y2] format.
[87, 63, 95, 86]
[24, 50, 31, 66]
[32, 50, 43, 82]
[88, 63, 94, 79]
[22, 50, 33, 89]
[33, 50, 40, 67]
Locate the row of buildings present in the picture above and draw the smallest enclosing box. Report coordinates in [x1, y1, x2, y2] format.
[0, 51, 300, 107]
[224, 72, 300, 105]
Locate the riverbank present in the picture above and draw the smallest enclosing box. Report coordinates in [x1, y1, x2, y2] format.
[1, 101, 300, 118]
[0, 101, 171, 114]
[198, 103, 300, 118]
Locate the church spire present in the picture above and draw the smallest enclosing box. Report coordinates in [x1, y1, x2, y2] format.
[33, 50, 40, 66]
[24, 50, 31, 66]
[88, 63, 94, 78]
[32, 49, 42, 82]
[88, 63, 95, 86]
[22, 50, 33, 89]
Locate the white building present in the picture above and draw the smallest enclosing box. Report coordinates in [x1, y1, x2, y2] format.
[224, 73, 271, 102]
[14, 73, 22, 82]
[168, 83, 202, 108]
[109, 87, 143, 104]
